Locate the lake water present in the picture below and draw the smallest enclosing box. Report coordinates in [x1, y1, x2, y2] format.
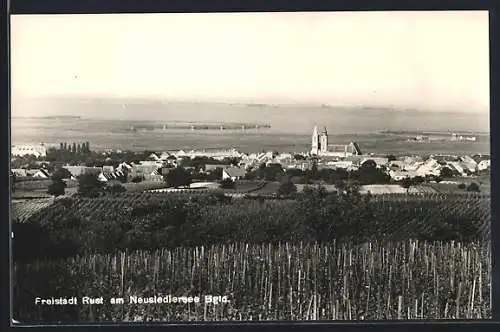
[11, 103, 490, 155]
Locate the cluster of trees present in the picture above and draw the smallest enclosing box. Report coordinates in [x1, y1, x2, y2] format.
[59, 141, 90, 154]
[44, 149, 154, 167]
[440, 166, 460, 178]
[46, 168, 72, 197]
[46, 142, 91, 161]
[458, 182, 481, 192]
[10, 154, 48, 169]
[163, 167, 193, 188]
[245, 163, 284, 181]
[244, 160, 391, 186]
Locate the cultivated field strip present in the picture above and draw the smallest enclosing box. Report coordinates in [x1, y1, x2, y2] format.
[11, 199, 54, 223]
[16, 192, 491, 241]
[14, 240, 491, 321]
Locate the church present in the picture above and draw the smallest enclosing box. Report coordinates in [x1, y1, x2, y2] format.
[310, 126, 362, 157]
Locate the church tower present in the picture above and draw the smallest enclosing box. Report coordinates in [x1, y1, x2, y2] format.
[320, 127, 328, 153]
[311, 126, 319, 155]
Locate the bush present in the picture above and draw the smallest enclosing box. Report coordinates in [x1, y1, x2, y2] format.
[107, 183, 127, 195]
[77, 173, 105, 198]
[277, 178, 297, 197]
[131, 176, 144, 183]
[458, 183, 466, 189]
[47, 180, 66, 197]
[467, 182, 480, 192]
[164, 167, 192, 188]
[220, 178, 236, 189]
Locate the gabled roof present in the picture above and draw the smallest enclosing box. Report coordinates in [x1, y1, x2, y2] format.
[349, 142, 363, 155]
[205, 164, 225, 171]
[33, 169, 50, 177]
[223, 167, 246, 178]
[11, 169, 28, 177]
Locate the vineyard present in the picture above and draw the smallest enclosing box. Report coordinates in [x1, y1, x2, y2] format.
[15, 191, 491, 242]
[12, 186, 492, 322]
[13, 240, 491, 322]
[11, 198, 55, 223]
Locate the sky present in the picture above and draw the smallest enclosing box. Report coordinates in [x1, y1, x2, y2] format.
[10, 11, 490, 113]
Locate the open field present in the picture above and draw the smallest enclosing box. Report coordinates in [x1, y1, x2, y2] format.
[425, 175, 491, 195]
[13, 240, 490, 322]
[122, 181, 171, 192]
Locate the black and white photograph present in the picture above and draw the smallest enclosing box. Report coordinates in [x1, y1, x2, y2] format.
[10, 11, 491, 323]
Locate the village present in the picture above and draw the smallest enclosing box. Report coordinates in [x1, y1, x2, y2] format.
[10, 126, 491, 199]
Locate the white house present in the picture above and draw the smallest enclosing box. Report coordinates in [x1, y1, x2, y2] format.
[116, 162, 132, 172]
[478, 160, 491, 171]
[32, 169, 50, 179]
[459, 156, 478, 173]
[327, 160, 353, 170]
[63, 166, 103, 178]
[11, 168, 28, 177]
[222, 167, 246, 181]
[97, 173, 109, 182]
[446, 161, 466, 176]
[415, 159, 442, 177]
[389, 170, 419, 181]
[148, 153, 161, 161]
[11, 143, 47, 157]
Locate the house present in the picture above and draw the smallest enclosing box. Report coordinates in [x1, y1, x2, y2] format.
[446, 162, 466, 176]
[389, 161, 406, 170]
[405, 161, 424, 172]
[222, 167, 247, 181]
[148, 153, 161, 161]
[139, 160, 164, 167]
[116, 162, 133, 173]
[326, 160, 353, 170]
[144, 173, 164, 182]
[204, 164, 225, 173]
[415, 159, 442, 177]
[389, 170, 419, 181]
[130, 164, 159, 176]
[175, 150, 187, 158]
[100, 169, 126, 182]
[11, 169, 28, 177]
[478, 160, 491, 171]
[459, 156, 478, 173]
[63, 166, 103, 178]
[11, 143, 47, 157]
[32, 169, 50, 179]
[472, 154, 490, 164]
[97, 173, 109, 182]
